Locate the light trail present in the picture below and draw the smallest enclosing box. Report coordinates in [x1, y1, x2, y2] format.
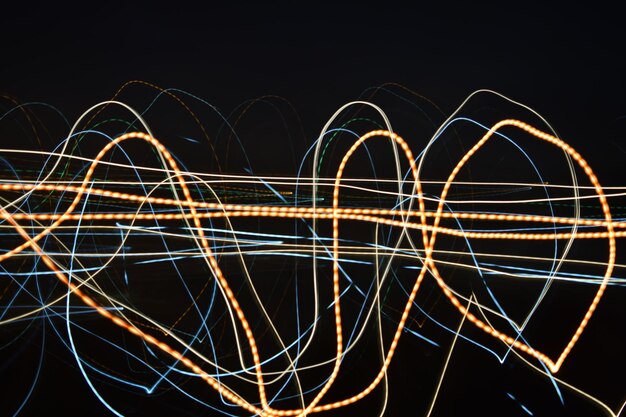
[1, 89, 623, 416]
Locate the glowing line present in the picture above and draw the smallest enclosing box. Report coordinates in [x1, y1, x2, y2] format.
[0, 119, 618, 416]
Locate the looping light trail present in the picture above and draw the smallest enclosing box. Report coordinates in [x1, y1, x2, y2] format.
[0, 117, 619, 416]
[2, 82, 625, 416]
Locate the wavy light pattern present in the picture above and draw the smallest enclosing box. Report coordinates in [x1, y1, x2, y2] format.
[1, 85, 624, 416]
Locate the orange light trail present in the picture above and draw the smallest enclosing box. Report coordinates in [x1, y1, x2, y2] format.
[0, 119, 617, 416]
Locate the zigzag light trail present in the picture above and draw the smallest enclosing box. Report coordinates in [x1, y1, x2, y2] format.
[0, 90, 624, 416]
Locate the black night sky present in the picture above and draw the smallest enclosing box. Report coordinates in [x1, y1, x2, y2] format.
[1, 3, 625, 417]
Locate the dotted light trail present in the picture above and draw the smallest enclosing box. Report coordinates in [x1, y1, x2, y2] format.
[1, 88, 624, 416]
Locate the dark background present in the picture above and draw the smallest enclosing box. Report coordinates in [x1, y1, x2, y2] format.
[3, 3, 626, 145]
[1, 3, 625, 416]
